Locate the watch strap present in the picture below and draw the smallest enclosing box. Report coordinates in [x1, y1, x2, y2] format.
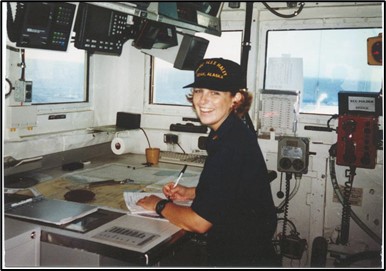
[155, 199, 170, 218]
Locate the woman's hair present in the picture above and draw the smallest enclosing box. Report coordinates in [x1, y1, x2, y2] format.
[186, 89, 253, 118]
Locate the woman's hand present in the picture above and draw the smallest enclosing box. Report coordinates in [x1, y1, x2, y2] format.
[136, 194, 162, 211]
[163, 182, 192, 201]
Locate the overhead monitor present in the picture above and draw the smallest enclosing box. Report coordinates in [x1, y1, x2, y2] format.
[73, 3, 133, 55]
[158, 2, 222, 25]
[132, 19, 178, 50]
[7, 2, 76, 51]
[83, 2, 223, 36]
[174, 34, 209, 70]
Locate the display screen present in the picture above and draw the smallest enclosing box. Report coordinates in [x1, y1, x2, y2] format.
[177, 2, 222, 21]
[281, 146, 303, 159]
[174, 34, 209, 70]
[73, 3, 130, 55]
[14, 2, 76, 51]
[83, 4, 112, 39]
[158, 2, 222, 32]
[26, 4, 50, 27]
[132, 19, 177, 50]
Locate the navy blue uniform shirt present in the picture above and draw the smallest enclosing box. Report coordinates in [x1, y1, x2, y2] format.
[191, 112, 277, 266]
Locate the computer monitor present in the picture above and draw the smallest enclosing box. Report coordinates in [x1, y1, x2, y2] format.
[174, 34, 209, 70]
[132, 19, 178, 50]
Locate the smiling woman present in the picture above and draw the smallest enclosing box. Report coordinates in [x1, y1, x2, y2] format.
[151, 31, 243, 106]
[137, 57, 278, 267]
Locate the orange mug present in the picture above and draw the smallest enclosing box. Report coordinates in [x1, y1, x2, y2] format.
[145, 148, 160, 165]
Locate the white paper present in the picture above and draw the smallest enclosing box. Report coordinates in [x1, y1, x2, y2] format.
[265, 56, 303, 91]
[124, 192, 166, 214]
[123, 192, 192, 216]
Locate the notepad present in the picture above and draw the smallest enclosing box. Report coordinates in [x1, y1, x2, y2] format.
[123, 192, 192, 216]
[124, 192, 166, 215]
[5, 196, 99, 225]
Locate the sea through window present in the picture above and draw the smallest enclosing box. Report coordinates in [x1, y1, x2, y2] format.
[24, 42, 87, 104]
[265, 28, 383, 115]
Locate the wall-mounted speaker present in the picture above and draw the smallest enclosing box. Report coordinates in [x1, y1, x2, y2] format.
[277, 136, 309, 174]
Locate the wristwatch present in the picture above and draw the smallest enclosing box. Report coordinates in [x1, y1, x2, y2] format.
[155, 199, 171, 218]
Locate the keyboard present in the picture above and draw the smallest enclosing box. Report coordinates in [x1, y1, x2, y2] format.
[159, 151, 207, 168]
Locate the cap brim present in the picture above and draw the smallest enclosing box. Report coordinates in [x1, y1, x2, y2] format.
[183, 81, 244, 91]
[183, 82, 195, 89]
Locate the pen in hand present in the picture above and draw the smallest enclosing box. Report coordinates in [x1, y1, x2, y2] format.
[173, 164, 187, 188]
[168, 164, 187, 201]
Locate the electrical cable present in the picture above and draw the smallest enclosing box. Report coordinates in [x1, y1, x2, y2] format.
[176, 142, 186, 154]
[340, 166, 355, 245]
[140, 128, 151, 148]
[277, 173, 301, 212]
[278, 172, 292, 265]
[277, 217, 298, 234]
[327, 114, 338, 131]
[278, 173, 307, 263]
[281, 173, 292, 237]
[262, 2, 305, 18]
[5, 78, 13, 97]
[329, 156, 381, 245]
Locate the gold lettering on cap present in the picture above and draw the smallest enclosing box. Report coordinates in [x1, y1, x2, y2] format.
[207, 72, 223, 79]
[195, 60, 228, 79]
[216, 64, 228, 77]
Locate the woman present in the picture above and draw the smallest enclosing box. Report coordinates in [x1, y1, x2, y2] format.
[137, 58, 278, 267]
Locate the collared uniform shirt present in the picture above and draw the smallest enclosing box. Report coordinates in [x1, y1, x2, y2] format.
[191, 112, 277, 267]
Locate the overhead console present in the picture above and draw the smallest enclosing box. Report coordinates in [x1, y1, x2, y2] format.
[6, 2, 76, 51]
[73, 2, 222, 61]
[157, 2, 222, 36]
[73, 3, 135, 55]
[7, 2, 222, 58]
[92, 2, 223, 37]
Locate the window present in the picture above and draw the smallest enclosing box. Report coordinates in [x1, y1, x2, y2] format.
[151, 31, 243, 107]
[265, 28, 383, 115]
[25, 42, 87, 104]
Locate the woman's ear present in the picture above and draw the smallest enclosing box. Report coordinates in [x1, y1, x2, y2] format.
[231, 92, 242, 110]
[233, 92, 243, 103]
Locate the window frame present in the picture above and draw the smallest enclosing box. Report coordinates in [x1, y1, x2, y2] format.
[33, 51, 91, 115]
[143, 19, 246, 118]
[264, 27, 382, 115]
[257, 16, 383, 125]
[143, 55, 196, 117]
[5, 46, 93, 138]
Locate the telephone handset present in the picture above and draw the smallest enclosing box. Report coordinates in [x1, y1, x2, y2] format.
[6, 2, 76, 51]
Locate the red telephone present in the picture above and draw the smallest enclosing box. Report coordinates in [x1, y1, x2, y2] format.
[336, 115, 379, 169]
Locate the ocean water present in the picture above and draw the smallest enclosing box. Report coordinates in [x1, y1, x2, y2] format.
[302, 77, 379, 106]
[301, 77, 380, 114]
[29, 58, 380, 113]
[28, 60, 85, 103]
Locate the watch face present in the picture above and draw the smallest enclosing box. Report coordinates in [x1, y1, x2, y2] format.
[371, 41, 382, 64]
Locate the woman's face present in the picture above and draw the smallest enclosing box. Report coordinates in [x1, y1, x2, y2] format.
[192, 88, 240, 131]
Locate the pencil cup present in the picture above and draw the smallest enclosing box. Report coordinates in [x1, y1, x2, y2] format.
[146, 148, 160, 165]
